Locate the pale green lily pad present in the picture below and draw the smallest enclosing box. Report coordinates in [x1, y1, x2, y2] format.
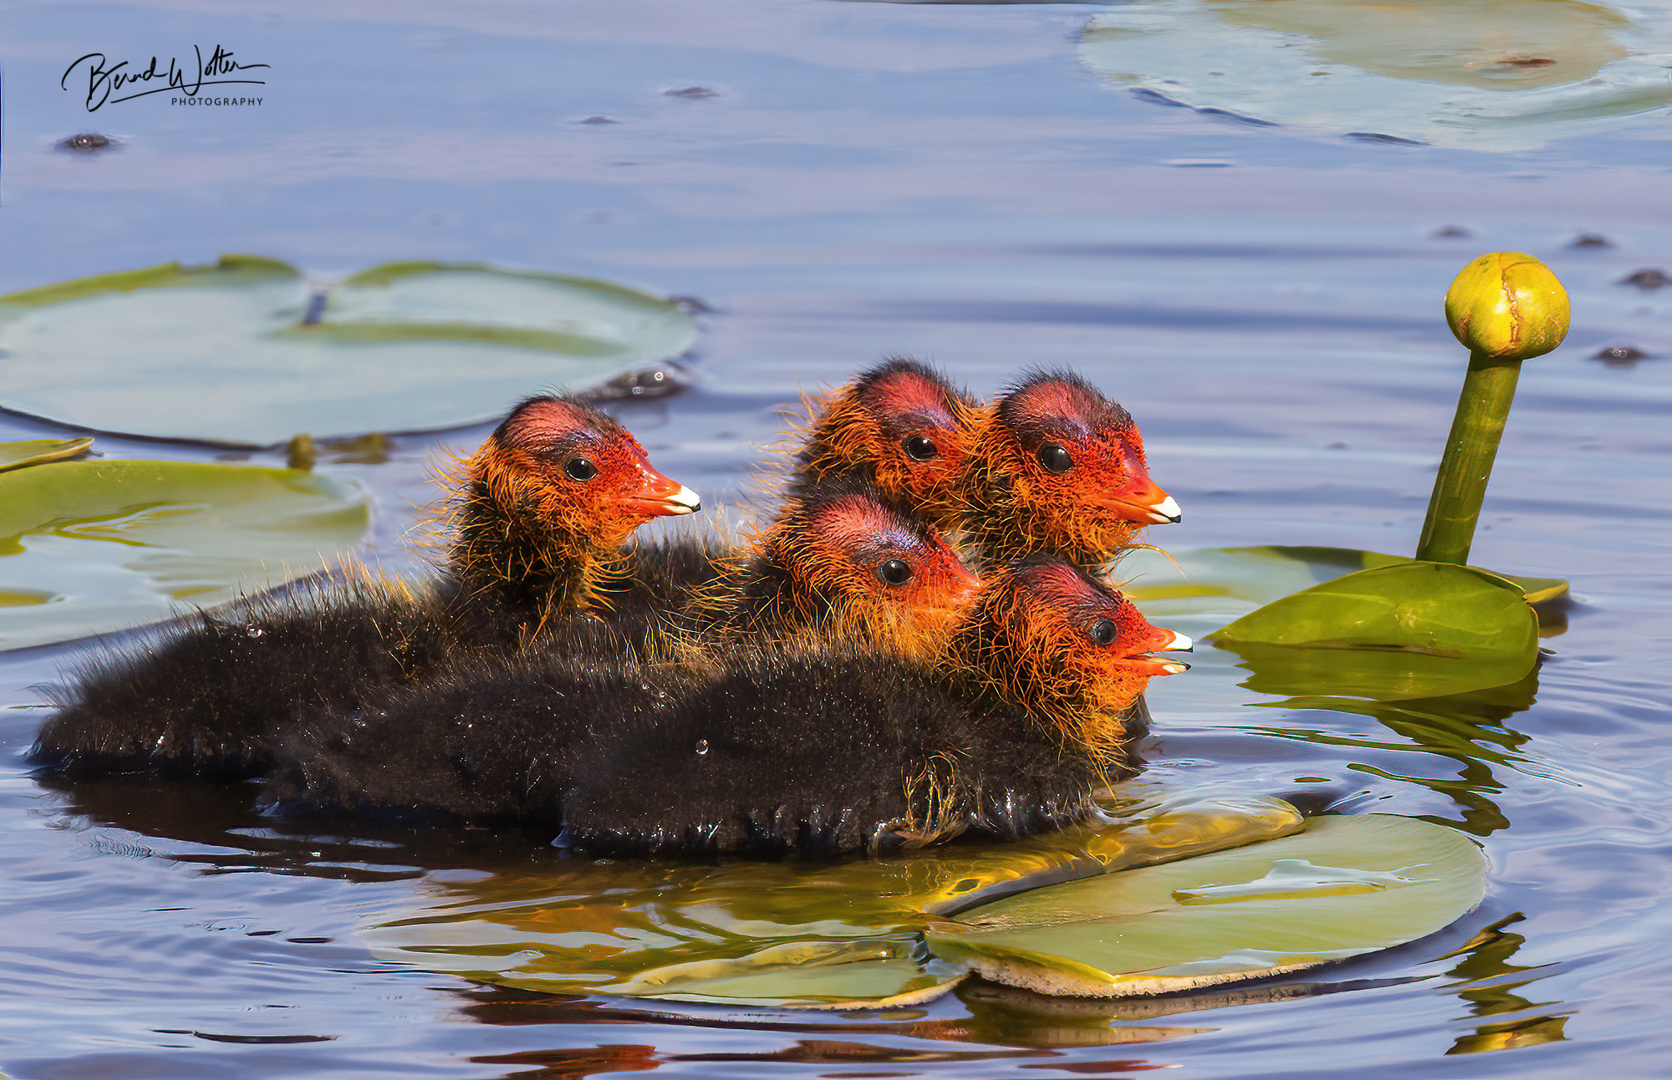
[0, 256, 698, 446]
[0, 437, 94, 473]
[1080, 0, 1672, 151]
[363, 789, 1305, 1008]
[925, 814, 1486, 997]
[0, 458, 368, 650]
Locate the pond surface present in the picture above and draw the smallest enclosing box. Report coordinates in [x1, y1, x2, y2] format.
[3, 0, 1671, 1076]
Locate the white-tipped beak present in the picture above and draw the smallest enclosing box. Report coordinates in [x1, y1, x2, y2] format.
[1160, 660, 1191, 675]
[1164, 631, 1193, 652]
[666, 484, 702, 515]
[1146, 495, 1182, 525]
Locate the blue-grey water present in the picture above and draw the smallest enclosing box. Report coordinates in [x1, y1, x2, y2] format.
[3, 1, 1671, 1076]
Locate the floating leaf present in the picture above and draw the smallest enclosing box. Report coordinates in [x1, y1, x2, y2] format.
[1121, 546, 1564, 612]
[0, 437, 94, 474]
[925, 814, 1486, 997]
[363, 789, 1304, 1007]
[1213, 563, 1537, 647]
[0, 459, 368, 650]
[0, 256, 698, 446]
[1079, 0, 1672, 151]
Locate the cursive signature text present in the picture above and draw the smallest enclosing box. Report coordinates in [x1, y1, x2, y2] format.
[62, 45, 269, 111]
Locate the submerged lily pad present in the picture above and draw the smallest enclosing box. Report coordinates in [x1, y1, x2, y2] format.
[363, 790, 1305, 1008]
[0, 256, 698, 446]
[0, 459, 368, 650]
[1080, 0, 1672, 151]
[0, 437, 94, 473]
[925, 814, 1487, 997]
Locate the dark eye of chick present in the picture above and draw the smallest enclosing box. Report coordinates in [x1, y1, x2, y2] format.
[1036, 442, 1073, 474]
[563, 456, 599, 482]
[1088, 618, 1117, 646]
[902, 434, 938, 461]
[876, 558, 914, 586]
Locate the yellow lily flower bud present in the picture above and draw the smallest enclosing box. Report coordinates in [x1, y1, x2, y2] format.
[1444, 252, 1570, 361]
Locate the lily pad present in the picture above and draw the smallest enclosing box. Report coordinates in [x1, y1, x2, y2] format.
[0, 437, 94, 473]
[0, 256, 698, 446]
[1215, 559, 1536, 651]
[0, 458, 368, 650]
[1121, 546, 1564, 611]
[925, 814, 1487, 997]
[1080, 0, 1672, 151]
[363, 790, 1305, 1008]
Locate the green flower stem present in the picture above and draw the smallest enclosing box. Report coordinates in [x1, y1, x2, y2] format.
[1415, 351, 1522, 565]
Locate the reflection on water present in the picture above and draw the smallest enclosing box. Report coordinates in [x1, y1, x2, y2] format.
[1441, 915, 1572, 1055]
[1081, 0, 1672, 149]
[1236, 664, 1542, 835]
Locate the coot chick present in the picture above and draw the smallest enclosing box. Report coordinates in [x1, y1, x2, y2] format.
[270, 556, 1189, 857]
[958, 369, 1179, 572]
[31, 395, 698, 780]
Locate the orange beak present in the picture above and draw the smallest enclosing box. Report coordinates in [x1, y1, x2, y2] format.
[943, 557, 982, 605]
[1119, 624, 1193, 676]
[624, 459, 702, 518]
[1099, 446, 1181, 525]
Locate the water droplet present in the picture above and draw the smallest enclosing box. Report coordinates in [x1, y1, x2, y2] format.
[695, 739, 709, 756]
[245, 624, 266, 639]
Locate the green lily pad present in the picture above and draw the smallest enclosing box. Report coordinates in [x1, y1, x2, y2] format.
[0, 255, 698, 446]
[925, 814, 1486, 997]
[0, 458, 368, 650]
[1121, 546, 1564, 611]
[0, 437, 94, 473]
[363, 789, 1305, 1008]
[1215, 558, 1536, 649]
